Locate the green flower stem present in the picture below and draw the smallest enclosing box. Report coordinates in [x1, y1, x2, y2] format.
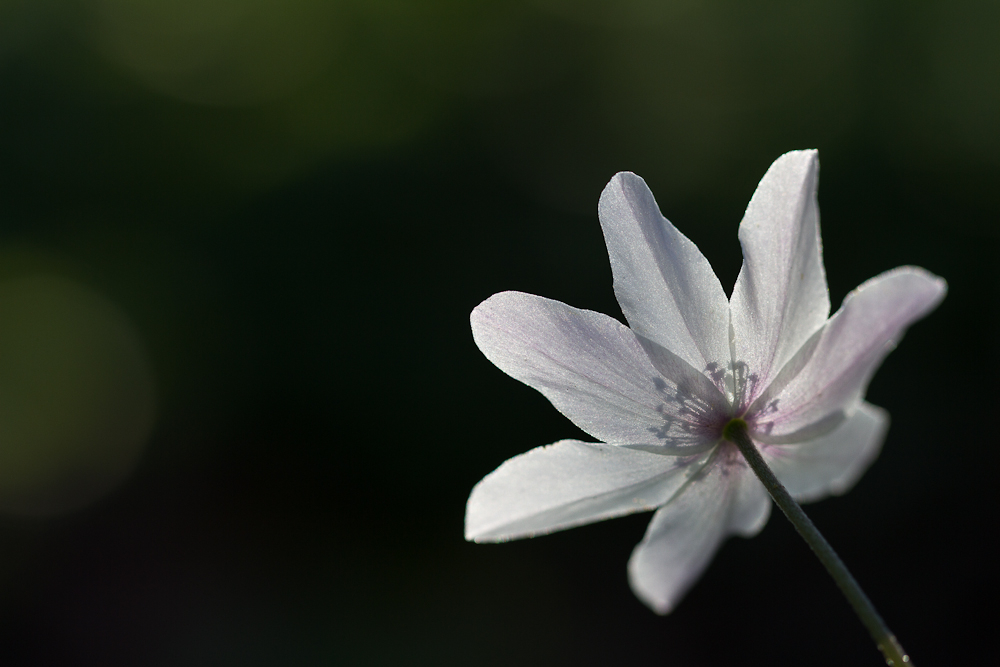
[723, 419, 911, 667]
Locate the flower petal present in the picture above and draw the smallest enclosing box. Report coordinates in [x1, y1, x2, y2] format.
[730, 150, 830, 408]
[627, 448, 770, 614]
[762, 401, 888, 502]
[465, 440, 710, 542]
[750, 267, 946, 440]
[471, 291, 727, 448]
[598, 172, 731, 385]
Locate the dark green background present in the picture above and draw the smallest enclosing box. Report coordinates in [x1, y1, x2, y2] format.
[0, 0, 994, 664]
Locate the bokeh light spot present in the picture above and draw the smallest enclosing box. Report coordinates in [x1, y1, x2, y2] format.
[0, 275, 156, 516]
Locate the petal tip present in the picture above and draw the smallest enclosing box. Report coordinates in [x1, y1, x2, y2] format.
[757, 149, 820, 191]
[606, 170, 641, 185]
[880, 265, 948, 308]
[463, 517, 505, 543]
[627, 562, 677, 615]
[469, 290, 526, 331]
[778, 147, 819, 164]
[463, 528, 494, 543]
[464, 479, 498, 542]
[599, 171, 649, 208]
[776, 148, 820, 177]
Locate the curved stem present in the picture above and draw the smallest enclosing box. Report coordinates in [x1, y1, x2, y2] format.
[723, 419, 911, 666]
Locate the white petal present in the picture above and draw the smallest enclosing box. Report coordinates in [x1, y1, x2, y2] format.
[465, 440, 710, 542]
[750, 267, 946, 440]
[728, 453, 772, 538]
[471, 291, 728, 449]
[762, 402, 889, 503]
[598, 173, 731, 385]
[730, 150, 830, 409]
[627, 447, 770, 614]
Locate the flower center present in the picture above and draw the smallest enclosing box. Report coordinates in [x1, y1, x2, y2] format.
[722, 417, 748, 443]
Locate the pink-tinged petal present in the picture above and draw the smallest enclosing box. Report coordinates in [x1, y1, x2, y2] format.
[730, 150, 830, 409]
[598, 173, 731, 386]
[750, 267, 946, 440]
[627, 446, 770, 614]
[465, 440, 710, 542]
[471, 292, 728, 449]
[727, 453, 772, 538]
[762, 402, 888, 503]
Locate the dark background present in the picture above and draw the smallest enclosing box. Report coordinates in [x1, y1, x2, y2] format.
[0, 0, 995, 664]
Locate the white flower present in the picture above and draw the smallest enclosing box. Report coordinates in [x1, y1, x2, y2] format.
[465, 150, 946, 613]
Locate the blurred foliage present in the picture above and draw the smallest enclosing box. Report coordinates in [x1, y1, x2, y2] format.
[0, 0, 993, 207]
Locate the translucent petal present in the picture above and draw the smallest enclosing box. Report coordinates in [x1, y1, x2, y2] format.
[730, 150, 830, 409]
[598, 173, 731, 387]
[762, 401, 888, 502]
[465, 440, 711, 542]
[627, 447, 769, 614]
[471, 291, 727, 449]
[749, 267, 946, 440]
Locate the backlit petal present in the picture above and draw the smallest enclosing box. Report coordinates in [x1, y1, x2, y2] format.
[627, 448, 769, 614]
[598, 173, 731, 386]
[471, 291, 727, 449]
[730, 150, 830, 409]
[762, 402, 888, 502]
[750, 267, 945, 440]
[465, 440, 710, 542]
